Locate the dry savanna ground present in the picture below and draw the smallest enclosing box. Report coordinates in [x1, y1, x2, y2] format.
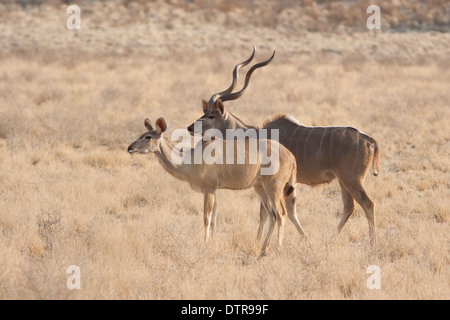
[0, 1, 449, 299]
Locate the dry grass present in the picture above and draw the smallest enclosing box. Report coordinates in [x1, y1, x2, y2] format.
[0, 2, 449, 299]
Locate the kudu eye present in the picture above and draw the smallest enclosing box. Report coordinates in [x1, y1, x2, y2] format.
[145, 136, 151, 140]
[208, 115, 215, 119]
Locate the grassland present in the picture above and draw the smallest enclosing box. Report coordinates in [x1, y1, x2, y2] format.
[0, 1, 449, 299]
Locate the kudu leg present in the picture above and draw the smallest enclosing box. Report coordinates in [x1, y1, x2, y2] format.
[285, 189, 308, 239]
[257, 202, 269, 241]
[341, 181, 376, 246]
[258, 188, 307, 243]
[254, 185, 280, 255]
[260, 207, 277, 256]
[203, 192, 215, 241]
[211, 193, 217, 236]
[265, 185, 287, 249]
[337, 182, 356, 235]
[276, 198, 287, 247]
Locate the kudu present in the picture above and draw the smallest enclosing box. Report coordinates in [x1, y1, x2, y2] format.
[187, 47, 380, 246]
[128, 117, 304, 255]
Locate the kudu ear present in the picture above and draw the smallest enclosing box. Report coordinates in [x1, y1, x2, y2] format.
[155, 117, 167, 134]
[216, 99, 225, 116]
[144, 118, 154, 131]
[201, 99, 209, 113]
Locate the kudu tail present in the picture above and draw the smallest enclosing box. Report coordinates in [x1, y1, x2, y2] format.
[361, 133, 380, 177]
[284, 161, 297, 199]
[284, 185, 295, 199]
[371, 140, 380, 176]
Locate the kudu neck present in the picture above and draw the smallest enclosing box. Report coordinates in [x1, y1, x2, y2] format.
[154, 137, 188, 182]
[226, 111, 258, 131]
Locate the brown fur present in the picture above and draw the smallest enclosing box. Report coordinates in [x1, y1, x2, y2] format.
[263, 114, 380, 245]
[129, 117, 306, 255]
[189, 48, 379, 245]
[190, 109, 379, 246]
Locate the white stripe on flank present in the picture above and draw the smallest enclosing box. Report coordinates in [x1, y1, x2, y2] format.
[319, 127, 327, 151]
[353, 131, 360, 170]
[304, 128, 313, 149]
[338, 127, 347, 154]
[303, 128, 314, 168]
[295, 127, 306, 161]
[288, 124, 301, 151]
